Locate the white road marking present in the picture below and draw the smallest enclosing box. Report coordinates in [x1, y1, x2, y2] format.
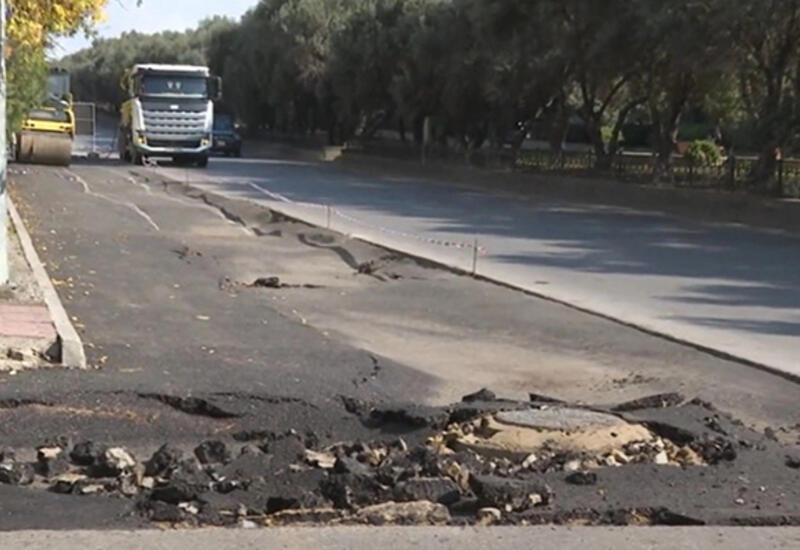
[64, 169, 161, 232]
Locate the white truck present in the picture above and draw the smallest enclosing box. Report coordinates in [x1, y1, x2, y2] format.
[118, 64, 222, 167]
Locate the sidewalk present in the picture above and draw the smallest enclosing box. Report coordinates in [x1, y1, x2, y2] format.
[0, 213, 57, 369]
[2, 527, 799, 550]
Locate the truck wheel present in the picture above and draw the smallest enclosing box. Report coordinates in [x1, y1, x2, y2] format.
[196, 155, 209, 168]
[131, 148, 145, 166]
[119, 132, 131, 162]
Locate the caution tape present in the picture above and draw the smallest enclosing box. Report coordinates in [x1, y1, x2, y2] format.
[244, 181, 488, 255]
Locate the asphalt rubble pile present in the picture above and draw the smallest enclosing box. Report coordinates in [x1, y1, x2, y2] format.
[2, 389, 799, 527]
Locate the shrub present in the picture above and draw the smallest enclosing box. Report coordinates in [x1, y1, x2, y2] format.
[685, 139, 723, 166]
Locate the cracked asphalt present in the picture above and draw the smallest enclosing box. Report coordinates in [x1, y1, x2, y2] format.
[2, 158, 800, 529]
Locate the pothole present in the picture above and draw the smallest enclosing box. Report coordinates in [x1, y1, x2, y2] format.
[441, 406, 705, 469]
[1, 390, 795, 528]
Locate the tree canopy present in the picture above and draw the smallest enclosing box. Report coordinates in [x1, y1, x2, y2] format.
[60, 0, 800, 188]
[6, 0, 108, 132]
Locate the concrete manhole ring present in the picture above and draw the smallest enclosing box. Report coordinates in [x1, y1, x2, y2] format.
[495, 408, 625, 431]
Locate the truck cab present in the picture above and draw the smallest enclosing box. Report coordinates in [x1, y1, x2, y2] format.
[119, 64, 222, 167]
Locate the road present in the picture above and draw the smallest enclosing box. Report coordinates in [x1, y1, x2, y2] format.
[151, 154, 800, 378]
[4, 527, 800, 550]
[5, 159, 800, 529]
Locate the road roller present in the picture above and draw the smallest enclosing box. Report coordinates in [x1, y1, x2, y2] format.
[15, 69, 75, 167]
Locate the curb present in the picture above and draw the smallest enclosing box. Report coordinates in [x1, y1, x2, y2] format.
[7, 197, 87, 369]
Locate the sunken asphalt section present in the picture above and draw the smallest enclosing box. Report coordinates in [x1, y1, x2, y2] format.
[1, 160, 799, 529]
[153, 152, 800, 380]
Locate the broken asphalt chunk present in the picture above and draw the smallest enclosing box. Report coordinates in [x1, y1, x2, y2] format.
[462, 389, 496, 403]
[469, 474, 552, 512]
[145, 444, 183, 477]
[612, 393, 685, 412]
[0, 461, 35, 485]
[147, 501, 185, 523]
[394, 477, 461, 505]
[70, 441, 107, 467]
[194, 441, 231, 465]
[150, 478, 199, 504]
[369, 404, 450, 430]
[36, 448, 71, 478]
[321, 472, 392, 509]
[333, 456, 372, 476]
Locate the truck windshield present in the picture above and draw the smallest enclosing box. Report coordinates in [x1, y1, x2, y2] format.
[140, 75, 207, 97]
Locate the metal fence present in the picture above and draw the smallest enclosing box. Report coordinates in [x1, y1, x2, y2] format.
[73, 102, 96, 154]
[517, 149, 800, 197]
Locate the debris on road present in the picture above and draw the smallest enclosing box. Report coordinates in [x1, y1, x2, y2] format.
[0, 389, 797, 527]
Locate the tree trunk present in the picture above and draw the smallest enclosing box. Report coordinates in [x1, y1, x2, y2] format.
[752, 146, 780, 194]
[547, 98, 569, 166]
[412, 113, 424, 145]
[650, 105, 683, 181]
[584, 117, 607, 167]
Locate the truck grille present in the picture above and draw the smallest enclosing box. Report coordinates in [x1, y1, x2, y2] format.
[142, 107, 207, 139]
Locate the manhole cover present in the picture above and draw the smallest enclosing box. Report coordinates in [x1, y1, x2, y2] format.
[495, 408, 624, 431]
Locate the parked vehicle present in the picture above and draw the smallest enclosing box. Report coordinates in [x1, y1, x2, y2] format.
[212, 113, 242, 157]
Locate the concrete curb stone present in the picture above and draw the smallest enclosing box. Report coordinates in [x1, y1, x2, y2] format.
[7, 196, 86, 368]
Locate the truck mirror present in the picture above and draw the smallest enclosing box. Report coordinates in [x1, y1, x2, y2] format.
[209, 76, 223, 101]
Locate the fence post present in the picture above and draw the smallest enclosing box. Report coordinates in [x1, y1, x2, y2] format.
[421, 116, 431, 165]
[728, 155, 736, 189]
[689, 157, 694, 185]
[471, 238, 479, 276]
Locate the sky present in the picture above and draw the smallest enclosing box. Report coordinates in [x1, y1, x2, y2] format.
[54, 0, 258, 57]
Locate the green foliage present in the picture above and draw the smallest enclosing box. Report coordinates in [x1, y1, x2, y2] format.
[678, 123, 715, 142]
[59, 17, 233, 108]
[56, 0, 800, 182]
[7, 45, 47, 135]
[685, 139, 723, 166]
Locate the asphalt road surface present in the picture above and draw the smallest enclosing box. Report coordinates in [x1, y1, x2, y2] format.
[4, 158, 800, 529]
[152, 154, 800, 379]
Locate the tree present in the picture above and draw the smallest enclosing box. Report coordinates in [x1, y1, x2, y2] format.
[639, 0, 734, 179]
[731, 0, 800, 191]
[558, 0, 647, 168]
[6, 0, 108, 133]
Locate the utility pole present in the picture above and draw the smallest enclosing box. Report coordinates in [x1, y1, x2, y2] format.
[0, 0, 8, 285]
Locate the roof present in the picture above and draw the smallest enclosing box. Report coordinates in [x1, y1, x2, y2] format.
[131, 64, 210, 75]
